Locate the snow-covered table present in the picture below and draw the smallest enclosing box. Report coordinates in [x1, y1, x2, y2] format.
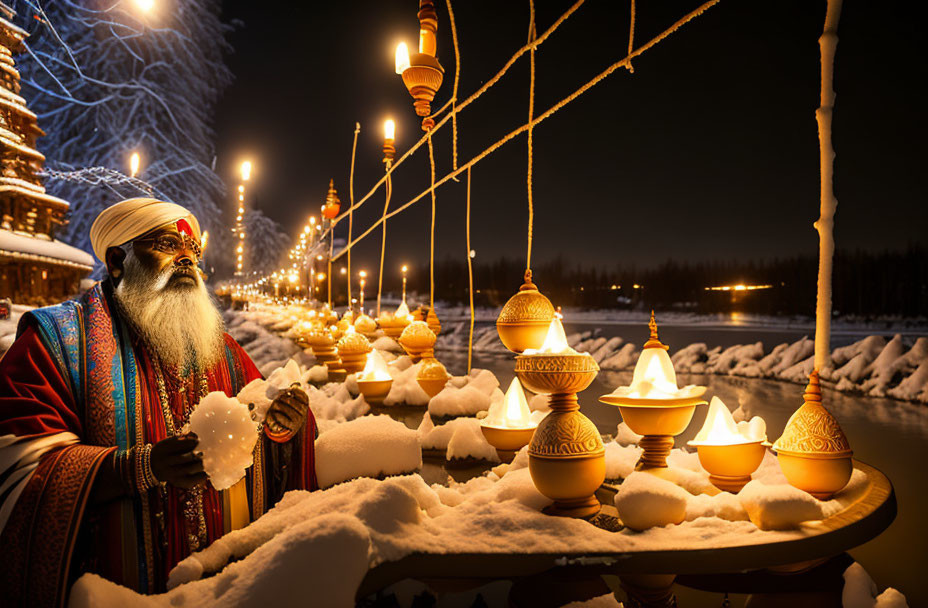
[356, 460, 895, 603]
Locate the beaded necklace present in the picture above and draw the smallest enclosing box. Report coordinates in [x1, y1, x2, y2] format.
[153, 357, 210, 553]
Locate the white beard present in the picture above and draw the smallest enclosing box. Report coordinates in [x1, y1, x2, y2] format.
[114, 251, 225, 370]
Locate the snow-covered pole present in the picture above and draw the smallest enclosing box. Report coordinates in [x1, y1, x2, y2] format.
[813, 0, 842, 372]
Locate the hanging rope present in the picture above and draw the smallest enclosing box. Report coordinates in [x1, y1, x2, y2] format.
[466, 166, 475, 373]
[446, 0, 461, 174]
[331, 0, 720, 259]
[526, 0, 537, 276]
[325, 0, 587, 233]
[377, 170, 392, 317]
[627, 0, 636, 73]
[347, 122, 360, 310]
[427, 130, 437, 311]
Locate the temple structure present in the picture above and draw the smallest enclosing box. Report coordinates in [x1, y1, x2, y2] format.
[0, 3, 92, 306]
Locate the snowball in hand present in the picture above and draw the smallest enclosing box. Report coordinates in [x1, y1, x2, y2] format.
[188, 391, 259, 491]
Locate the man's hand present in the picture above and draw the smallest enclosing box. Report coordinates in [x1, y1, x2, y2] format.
[265, 384, 309, 442]
[150, 434, 206, 489]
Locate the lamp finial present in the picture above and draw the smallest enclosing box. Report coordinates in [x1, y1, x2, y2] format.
[643, 310, 669, 350]
[803, 369, 822, 404]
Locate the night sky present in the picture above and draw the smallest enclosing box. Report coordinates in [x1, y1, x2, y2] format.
[214, 0, 925, 273]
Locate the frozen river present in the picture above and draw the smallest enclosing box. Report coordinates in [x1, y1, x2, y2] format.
[430, 341, 928, 606]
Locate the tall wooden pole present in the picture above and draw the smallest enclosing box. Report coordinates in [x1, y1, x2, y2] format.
[814, 0, 842, 372]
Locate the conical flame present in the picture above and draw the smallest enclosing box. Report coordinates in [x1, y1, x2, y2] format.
[360, 350, 392, 381]
[395, 301, 410, 318]
[483, 377, 534, 429]
[395, 42, 411, 74]
[526, 311, 575, 355]
[692, 396, 766, 445]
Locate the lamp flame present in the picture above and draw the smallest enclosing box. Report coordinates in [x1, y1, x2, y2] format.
[525, 311, 574, 355]
[691, 397, 767, 445]
[395, 42, 411, 74]
[384, 119, 395, 142]
[483, 378, 534, 429]
[129, 152, 141, 178]
[360, 350, 392, 381]
[241, 160, 252, 181]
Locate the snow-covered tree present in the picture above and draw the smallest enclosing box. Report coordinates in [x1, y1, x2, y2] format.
[13, 0, 232, 257]
[243, 208, 291, 277]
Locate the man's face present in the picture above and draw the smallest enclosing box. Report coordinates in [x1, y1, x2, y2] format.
[130, 224, 202, 289]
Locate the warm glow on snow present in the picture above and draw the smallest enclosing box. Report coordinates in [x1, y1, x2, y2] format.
[360, 350, 392, 381]
[691, 397, 767, 446]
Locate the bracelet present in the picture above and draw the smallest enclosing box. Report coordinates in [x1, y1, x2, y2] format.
[130, 444, 162, 494]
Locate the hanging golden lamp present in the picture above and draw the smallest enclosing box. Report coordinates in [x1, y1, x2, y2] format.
[395, 0, 444, 131]
[322, 179, 341, 220]
[496, 269, 555, 353]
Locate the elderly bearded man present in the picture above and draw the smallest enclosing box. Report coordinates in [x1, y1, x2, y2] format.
[0, 198, 317, 606]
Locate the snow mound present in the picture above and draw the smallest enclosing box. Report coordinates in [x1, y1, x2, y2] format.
[614, 472, 689, 531]
[188, 392, 258, 491]
[842, 562, 909, 608]
[315, 415, 422, 488]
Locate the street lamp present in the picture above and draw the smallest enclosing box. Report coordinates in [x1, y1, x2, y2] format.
[394, 1, 443, 131]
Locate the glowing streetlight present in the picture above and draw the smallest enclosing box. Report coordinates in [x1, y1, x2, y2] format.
[240, 160, 252, 181]
[394, 42, 411, 75]
[401, 264, 408, 303]
[129, 152, 141, 178]
[134, 0, 154, 13]
[383, 119, 396, 167]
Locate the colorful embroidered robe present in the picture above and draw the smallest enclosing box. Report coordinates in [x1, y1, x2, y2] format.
[0, 282, 318, 607]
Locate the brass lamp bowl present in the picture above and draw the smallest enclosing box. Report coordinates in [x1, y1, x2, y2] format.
[775, 450, 853, 500]
[357, 378, 394, 406]
[378, 315, 409, 339]
[598, 395, 707, 471]
[481, 425, 536, 463]
[496, 276, 554, 353]
[399, 320, 436, 362]
[690, 441, 769, 493]
[401, 53, 444, 125]
[516, 353, 604, 519]
[354, 314, 378, 338]
[416, 355, 450, 398]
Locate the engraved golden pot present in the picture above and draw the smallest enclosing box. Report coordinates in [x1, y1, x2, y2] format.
[399, 320, 436, 363]
[400, 53, 444, 125]
[694, 441, 767, 493]
[416, 355, 450, 398]
[325, 360, 347, 383]
[357, 378, 394, 406]
[772, 370, 853, 499]
[496, 274, 554, 353]
[354, 313, 378, 339]
[378, 315, 409, 339]
[307, 332, 340, 366]
[516, 353, 604, 518]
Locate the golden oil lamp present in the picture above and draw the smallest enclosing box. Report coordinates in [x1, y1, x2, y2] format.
[395, 1, 444, 131]
[599, 312, 707, 476]
[416, 354, 450, 398]
[379, 301, 413, 339]
[336, 326, 372, 374]
[687, 396, 769, 493]
[307, 327, 340, 366]
[356, 350, 394, 406]
[517, 312, 604, 519]
[399, 320, 436, 362]
[322, 179, 340, 220]
[480, 377, 538, 462]
[413, 304, 441, 336]
[354, 312, 378, 339]
[773, 370, 852, 499]
[496, 270, 555, 353]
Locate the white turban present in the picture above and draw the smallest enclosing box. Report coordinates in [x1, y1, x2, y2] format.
[89, 198, 201, 262]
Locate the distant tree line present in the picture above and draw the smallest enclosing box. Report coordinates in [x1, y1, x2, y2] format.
[410, 246, 927, 318]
